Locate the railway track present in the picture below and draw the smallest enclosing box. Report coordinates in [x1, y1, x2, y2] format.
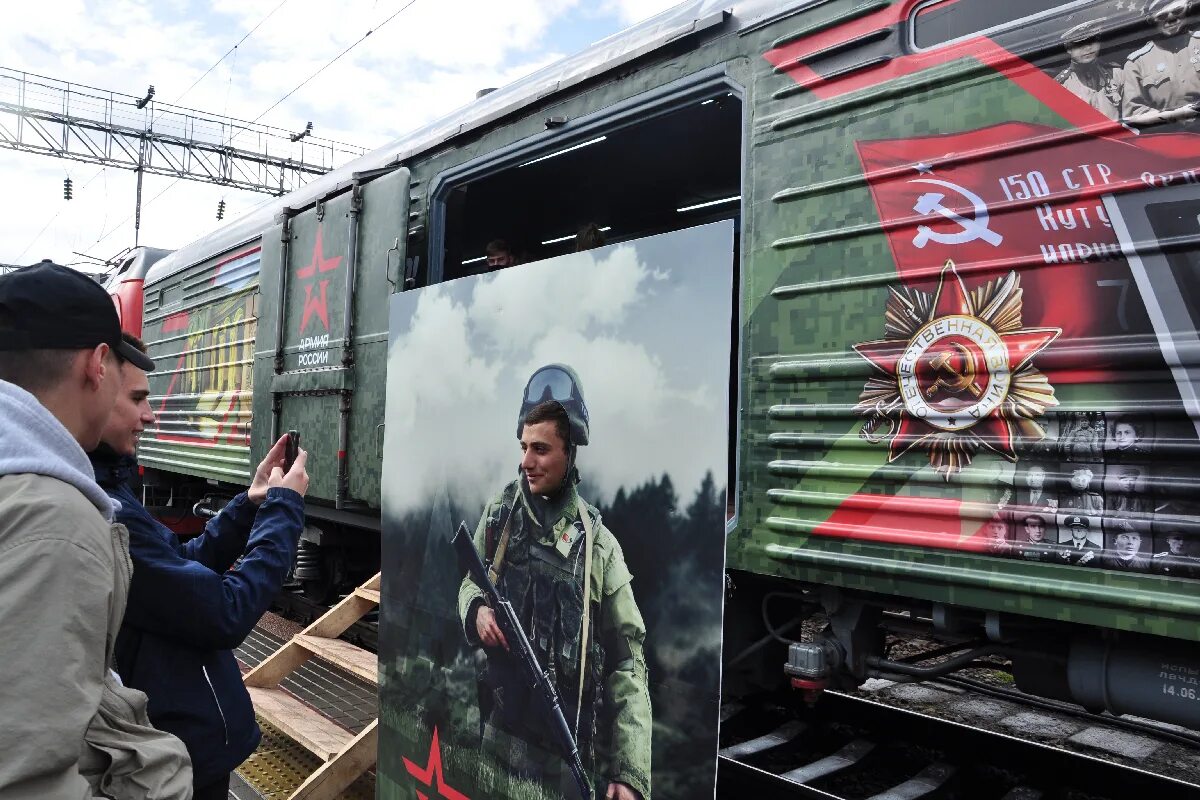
[716, 691, 1200, 800]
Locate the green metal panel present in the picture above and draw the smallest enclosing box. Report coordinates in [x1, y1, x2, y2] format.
[140, 248, 261, 483]
[727, 2, 1200, 641]
[252, 168, 410, 508]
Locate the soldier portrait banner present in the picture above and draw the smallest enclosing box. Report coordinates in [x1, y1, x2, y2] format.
[378, 221, 734, 800]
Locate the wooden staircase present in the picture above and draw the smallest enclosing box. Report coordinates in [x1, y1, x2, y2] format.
[244, 574, 381, 799]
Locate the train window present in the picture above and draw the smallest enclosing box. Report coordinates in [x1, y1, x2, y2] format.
[439, 92, 741, 279]
[435, 86, 744, 523]
[162, 283, 183, 308]
[911, 0, 1093, 50]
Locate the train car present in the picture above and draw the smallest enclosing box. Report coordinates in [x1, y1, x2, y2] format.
[114, 0, 1200, 744]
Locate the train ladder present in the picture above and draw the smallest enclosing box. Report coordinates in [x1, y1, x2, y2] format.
[243, 573, 381, 800]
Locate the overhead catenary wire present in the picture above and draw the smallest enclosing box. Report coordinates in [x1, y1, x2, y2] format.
[251, 0, 420, 124]
[88, 0, 420, 256]
[17, 167, 109, 261]
[163, 0, 291, 113]
[69, 2, 415, 262]
[16, 2, 289, 265]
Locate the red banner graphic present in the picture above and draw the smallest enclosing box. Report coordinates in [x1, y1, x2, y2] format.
[856, 121, 1200, 382]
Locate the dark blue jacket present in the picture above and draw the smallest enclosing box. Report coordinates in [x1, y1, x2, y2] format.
[89, 447, 304, 785]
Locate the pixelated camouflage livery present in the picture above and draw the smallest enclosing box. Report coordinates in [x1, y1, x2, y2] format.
[126, 0, 1200, 677]
[135, 169, 409, 508]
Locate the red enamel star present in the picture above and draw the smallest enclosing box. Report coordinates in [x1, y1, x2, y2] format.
[853, 261, 1060, 476]
[402, 726, 471, 800]
[297, 226, 342, 333]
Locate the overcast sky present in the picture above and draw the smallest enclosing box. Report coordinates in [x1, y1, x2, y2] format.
[0, 0, 681, 271]
[383, 221, 734, 517]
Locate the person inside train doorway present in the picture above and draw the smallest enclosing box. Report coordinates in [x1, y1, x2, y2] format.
[1122, 0, 1200, 128]
[1058, 515, 1101, 566]
[0, 262, 192, 799]
[1055, 18, 1123, 120]
[88, 333, 311, 800]
[485, 238, 518, 270]
[458, 364, 652, 800]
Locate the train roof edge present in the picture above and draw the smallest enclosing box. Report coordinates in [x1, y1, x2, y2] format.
[142, 0, 792, 287]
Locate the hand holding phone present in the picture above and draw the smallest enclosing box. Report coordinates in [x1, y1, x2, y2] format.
[285, 430, 301, 473]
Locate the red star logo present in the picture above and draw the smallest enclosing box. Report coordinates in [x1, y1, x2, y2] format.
[402, 727, 471, 800]
[853, 261, 1060, 476]
[297, 226, 342, 333]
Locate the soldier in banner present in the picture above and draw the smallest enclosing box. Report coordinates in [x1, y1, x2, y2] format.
[1060, 412, 1105, 462]
[1107, 465, 1151, 515]
[1017, 463, 1058, 512]
[1103, 518, 1152, 571]
[1056, 19, 1123, 120]
[1151, 526, 1200, 578]
[1016, 513, 1059, 563]
[1106, 415, 1151, 461]
[1058, 515, 1102, 566]
[1060, 466, 1105, 514]
[1122, 0, 1200, 128]
[458, 364, 652, 800]
[984, 515, 1013, 557]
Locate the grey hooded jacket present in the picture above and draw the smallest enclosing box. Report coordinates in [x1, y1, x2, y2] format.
[0, 379, 192, 799]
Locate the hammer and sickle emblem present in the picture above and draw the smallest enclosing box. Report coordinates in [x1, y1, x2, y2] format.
[910, 178, 1004, 249]
[925, 342, 984, 399]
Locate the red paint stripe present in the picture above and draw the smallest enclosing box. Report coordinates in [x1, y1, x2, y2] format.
[764, 2, 1126, 133]
[814, 492, 992, 552]
[162, 310, 190, 334]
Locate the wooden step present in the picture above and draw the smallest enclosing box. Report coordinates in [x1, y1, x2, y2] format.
[247, 686, 353, 761]
[354, 587, 380, 604]
[295, 634, 378, 683]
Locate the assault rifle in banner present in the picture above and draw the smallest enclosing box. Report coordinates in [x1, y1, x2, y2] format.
[453, 522, 592, 800]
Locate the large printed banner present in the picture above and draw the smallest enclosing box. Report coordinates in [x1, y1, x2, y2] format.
[378, 222, 733, 800]
[767, 0, 1200, 573]
[855, 121, 1200, 370]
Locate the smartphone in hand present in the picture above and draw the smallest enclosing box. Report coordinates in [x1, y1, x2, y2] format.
[284, 430, 301, 473]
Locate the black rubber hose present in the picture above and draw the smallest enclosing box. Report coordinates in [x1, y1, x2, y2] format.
[867, 644, 1006, 677]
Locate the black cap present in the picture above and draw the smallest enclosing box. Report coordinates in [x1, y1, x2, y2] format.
[0, 260, 155, 371]
[1066, 515, 1089, 529]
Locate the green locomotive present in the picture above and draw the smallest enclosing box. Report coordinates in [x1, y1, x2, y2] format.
[111, 0, 1200, 759]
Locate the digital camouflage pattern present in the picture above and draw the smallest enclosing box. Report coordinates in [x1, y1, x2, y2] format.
[457, 479, 652, 800]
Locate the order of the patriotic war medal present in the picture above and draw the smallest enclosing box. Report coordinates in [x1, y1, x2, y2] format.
[854, 261, 1062, 476]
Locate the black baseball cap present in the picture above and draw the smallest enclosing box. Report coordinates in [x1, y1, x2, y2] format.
[0, 260, 155, 371]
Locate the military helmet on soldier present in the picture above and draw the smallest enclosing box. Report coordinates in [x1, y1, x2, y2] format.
[517, 363, 590, 446]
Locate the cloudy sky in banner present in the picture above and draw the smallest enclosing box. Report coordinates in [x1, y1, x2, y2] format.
[0, 0, 682, 270]
[383, 220, 734, 517]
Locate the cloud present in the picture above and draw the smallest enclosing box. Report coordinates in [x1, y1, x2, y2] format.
[468, 243, 659, 354]
[382, 241, 727, 518]
[602, 0, 688, 25]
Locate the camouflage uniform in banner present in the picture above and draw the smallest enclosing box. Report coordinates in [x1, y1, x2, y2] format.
[458, 477, 653, 800]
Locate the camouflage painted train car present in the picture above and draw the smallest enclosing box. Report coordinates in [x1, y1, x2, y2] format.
[113, 0, 1200, 737]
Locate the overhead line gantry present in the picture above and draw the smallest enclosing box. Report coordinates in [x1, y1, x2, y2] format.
[0, 66, 368, 243]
